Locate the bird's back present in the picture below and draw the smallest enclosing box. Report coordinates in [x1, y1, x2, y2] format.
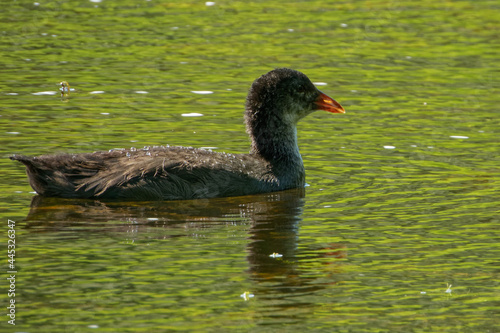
[11, 146, 279, 200]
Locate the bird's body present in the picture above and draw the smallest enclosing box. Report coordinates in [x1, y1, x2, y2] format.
[12, 147, 288, 200]
[11, 68, 345, 201]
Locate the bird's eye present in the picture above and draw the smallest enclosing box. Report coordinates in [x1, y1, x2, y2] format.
[297, 85, 307, 94]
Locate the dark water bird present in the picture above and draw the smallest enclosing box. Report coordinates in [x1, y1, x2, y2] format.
[11, 68, 345, 201]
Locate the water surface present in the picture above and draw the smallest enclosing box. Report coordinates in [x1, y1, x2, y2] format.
[1, 0, 499, 332]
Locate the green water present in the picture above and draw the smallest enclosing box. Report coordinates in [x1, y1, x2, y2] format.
[1, 0, 499, 332]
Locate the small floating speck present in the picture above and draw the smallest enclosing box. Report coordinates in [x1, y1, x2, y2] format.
[406, 56, 412, 59]
[427, 146, 434, 149]
[147, 218, 159, 221]
[14, 191, 22, 194]
[100, 112, 110, 115]
[450, 135, 468, 139]
[411, 145, 417, 147]
[52, 34, 57, 37]
[32, 91, 57, 96]
[351, 89, 358, 93]
[6, 93, 18, 96]
[240, 291, 254, 301]
[59, 81, 70, 97]
[205, 1, 215, 6]
[180, 61, 188, 64]
[445, 283, 452, 294]
[313, 82, 328, 86]
[269, 252, 283, 258]
[324, 205, 331, 208]
[34, 2, 40, 6]
[88, 325, 99, 329]
[201, 147, 218, 150]
[182, 113, 203, 117]
[287, 28, 294, 32]
[90, 90, 105, 94]
[191, 91, 213, 95]
[135, 90, 148, 94]
[7, 132, 21, 135]
[383, 145, 396, 149]
[171, 26, 179, 30]
[89, 0, 102, 3]
[420, 291, 426, 295]
[423, 102, 427, 105]
[25, 58, 32, 61]
[340, 23, 348, 28]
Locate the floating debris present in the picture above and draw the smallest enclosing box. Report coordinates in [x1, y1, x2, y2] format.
[205, 1, 215, 6]
[269, 252, 283, 258]
[90, 91, 105, 94]
[383, 145, 396, 149]
[445, 283, 452, 294]
[450, 135, 469, 139]
[60, 81, 71, 97]
[182, 113, 203, 117]
[240, 291, 254, 301]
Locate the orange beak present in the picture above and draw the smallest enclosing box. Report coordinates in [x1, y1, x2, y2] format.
[315, 91, 345, 114]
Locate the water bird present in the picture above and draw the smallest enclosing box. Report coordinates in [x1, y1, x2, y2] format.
[11, 68, 345, 200]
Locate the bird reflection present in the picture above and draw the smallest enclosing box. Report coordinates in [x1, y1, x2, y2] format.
[25, 188, 307, 278]
[23, 188, 347, 322]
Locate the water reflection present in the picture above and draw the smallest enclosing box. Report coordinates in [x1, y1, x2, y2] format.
[23, 188, 351, 326]
[25, 189, 310, 279]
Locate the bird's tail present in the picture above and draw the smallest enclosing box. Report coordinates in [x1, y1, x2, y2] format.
[10, 154, 95, 198]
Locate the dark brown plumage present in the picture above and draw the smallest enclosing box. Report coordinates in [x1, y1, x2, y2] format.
[11, 68, 345, 201]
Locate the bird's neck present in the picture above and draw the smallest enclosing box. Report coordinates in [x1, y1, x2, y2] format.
[249, 125, 300, 160]
[248, 120, 305, 186]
